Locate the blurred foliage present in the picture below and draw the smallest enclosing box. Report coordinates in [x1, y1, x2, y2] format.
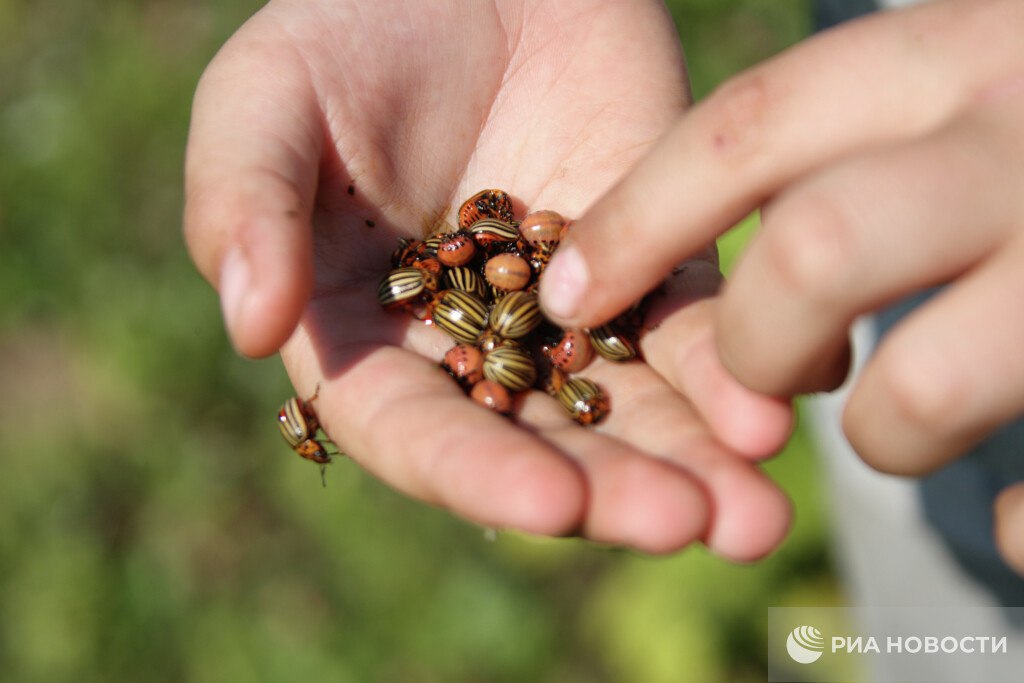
[0, 0, 843, 681]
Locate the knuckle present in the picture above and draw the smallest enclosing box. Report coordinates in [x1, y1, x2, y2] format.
[701, 70, 777, 167]
[875, 344, 965, 437]
[761, 191, 859, 300]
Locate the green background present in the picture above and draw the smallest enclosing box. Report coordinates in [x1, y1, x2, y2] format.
[0, 1, 847, 681]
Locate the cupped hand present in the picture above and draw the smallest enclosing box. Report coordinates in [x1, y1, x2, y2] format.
[184, 0, 792, 557]
[537, 0, 1024, 562]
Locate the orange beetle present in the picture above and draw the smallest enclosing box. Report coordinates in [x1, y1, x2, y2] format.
[458, 189, 515, 229]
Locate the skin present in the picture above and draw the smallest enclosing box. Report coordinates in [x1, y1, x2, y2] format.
[538, 0, 1024, 572]
[184, 0, 794, 558]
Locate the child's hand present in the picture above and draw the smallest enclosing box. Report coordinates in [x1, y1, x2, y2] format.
[184, 0, 793, 557]
[538, 0, 1024, 566]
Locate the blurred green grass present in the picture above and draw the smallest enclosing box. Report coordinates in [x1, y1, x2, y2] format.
[0, 1, 843, 681]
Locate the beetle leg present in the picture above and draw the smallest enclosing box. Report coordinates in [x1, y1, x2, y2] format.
[306, 382, 321, 405]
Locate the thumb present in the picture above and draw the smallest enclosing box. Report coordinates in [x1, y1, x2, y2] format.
[183, 37, 322, 358]
[537, 0, 994, 328]
[536, 114, 747, 328]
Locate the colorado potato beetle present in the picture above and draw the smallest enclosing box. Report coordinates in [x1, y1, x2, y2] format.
[589, 324, 638, 362]
[476, 329, 512, 354]
[470, 379, 513, 415]
[391, 237, 420, 267]
[421, 235, 442, 258]
[436, 230, 477, 267]
[443, 266, 488, 301]
[528, 244, 556, 278]
[544, 328, 594, 373]
[482, 343, 537, 392]
[539, 364, 570, 396]
[556, 376, 609, 425]
[412, 256, 443, 275]
[468, 218, 521, 250]
[278, 396, 330, 464]
[458, 189, 515, 228]
[391, 236, 440, 267]
[488, 290, 542, 340]
[484, 252, 532, 292]
[431, 289, 489, 344]
[518, 209, 565, 249]
[377, 267, 439, 310]
[278, 387, 336, 485]
[442, 344, 485, 388]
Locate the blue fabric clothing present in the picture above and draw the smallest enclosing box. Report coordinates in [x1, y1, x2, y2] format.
[814, 0, 878, 29]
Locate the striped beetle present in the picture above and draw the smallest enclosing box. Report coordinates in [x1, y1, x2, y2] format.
[556, 376, 609, 425]
[277, 385, 336, 485]
[431, 289, 489, 344]
[482, 343, 537, 392]
[377, 266, 439, 311]
[488, 290, 542, 340]
[391, 235, 441, 267]
[589, 323, 638, 362]
[444, 266, 489, 301]
[468, 217, 522, 251]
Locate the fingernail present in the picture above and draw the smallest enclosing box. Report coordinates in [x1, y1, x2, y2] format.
[219, 246, 251, 345]
[541, 244, 588, 321]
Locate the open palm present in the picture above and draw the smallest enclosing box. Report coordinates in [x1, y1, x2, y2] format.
[185, 0, 791, 557]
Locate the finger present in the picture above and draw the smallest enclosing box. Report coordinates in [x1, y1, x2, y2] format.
[581, 359, 792, 561]
[184, 35, 323, 357]
[518, 400, 711, 555]
[994, 483, 1024, 577]
[288, 286, 779, 555]
[539, 0, 1024, 327]
[718, 91, 1024, 394]
[297, 298, 710, 552]
[843, 237, 1024, 476]
[640, 263, 794, 459]
[305, 344, 587, 537]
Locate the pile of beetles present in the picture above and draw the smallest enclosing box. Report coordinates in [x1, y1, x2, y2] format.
[376, 189, 641, 425]
[278, 189, 646, 481]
